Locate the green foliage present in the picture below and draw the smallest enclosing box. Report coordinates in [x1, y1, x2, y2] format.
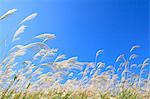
[0, 89, 148, 99]
[117, 89, 141, 99]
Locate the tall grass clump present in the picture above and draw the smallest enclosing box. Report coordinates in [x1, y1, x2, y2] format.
[0, 9, 149, 99]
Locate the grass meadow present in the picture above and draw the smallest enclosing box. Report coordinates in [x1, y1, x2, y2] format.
[0, 9, 149, 99]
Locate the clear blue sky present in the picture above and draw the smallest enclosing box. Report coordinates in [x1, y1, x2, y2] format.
[0, 0, 149, 65]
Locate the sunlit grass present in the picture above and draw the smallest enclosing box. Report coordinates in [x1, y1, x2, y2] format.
[0, 9, 149, 99]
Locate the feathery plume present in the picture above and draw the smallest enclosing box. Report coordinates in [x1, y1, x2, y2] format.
[131, 64, 137, 68]
[54, 54, 66, 62]
[34, 33, 56, 43]
[115, 54, 124, 62]
[96, 50, 103, 57]
[19, 13, 38, 25]
[141, 58, 149, 69]
[130, 45, 140, 52]
[12, 25, 27, 42]
[0, 9, 17, 20]
[129, 54, 138, 60]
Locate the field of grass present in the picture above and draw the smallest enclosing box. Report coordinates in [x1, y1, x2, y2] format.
[0, 9, 149, 99]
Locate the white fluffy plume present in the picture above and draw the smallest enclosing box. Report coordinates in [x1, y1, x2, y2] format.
[130, 45, 140, 52]
[0, 9, 17, 20]
[19, 13, 38, 25]
[12, 25, 27, 42]
[34, 33, 56, 43]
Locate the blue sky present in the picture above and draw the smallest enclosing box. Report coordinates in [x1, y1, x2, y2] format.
[0, 0, 149, 65]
